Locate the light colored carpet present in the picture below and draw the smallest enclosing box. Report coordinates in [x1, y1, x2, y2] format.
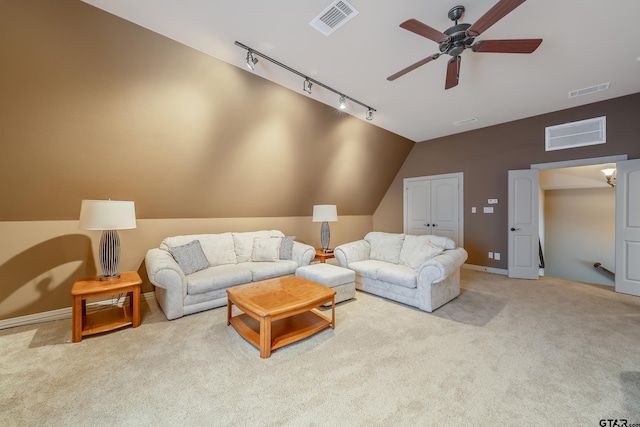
[1, 269, 639, 426]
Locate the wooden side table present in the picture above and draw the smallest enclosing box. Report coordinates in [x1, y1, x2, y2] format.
[315, 249, 335, 263]
[71, 271, 142, 343]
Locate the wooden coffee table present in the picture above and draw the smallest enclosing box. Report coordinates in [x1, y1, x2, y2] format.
[226, 276, 336, 358]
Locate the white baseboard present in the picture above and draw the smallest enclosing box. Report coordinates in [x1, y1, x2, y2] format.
[0, 292, 156, 331]
[463, 264, 508, 276]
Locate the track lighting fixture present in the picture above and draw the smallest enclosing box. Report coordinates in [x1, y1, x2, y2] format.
[339, 96, 347, 110]
[303, 78, 312, 94]
[246, 51, 258, 70]
[235, 41, 376, 120]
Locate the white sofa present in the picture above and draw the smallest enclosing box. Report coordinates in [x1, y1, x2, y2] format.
[145, 230, 315, 320]
[334, 232, 468, 312]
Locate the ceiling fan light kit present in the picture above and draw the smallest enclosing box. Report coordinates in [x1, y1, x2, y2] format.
[388, 0, 542, 90]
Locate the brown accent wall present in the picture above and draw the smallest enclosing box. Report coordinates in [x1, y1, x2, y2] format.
[374, 92, 640, 268]
[0, 1, 413, 321]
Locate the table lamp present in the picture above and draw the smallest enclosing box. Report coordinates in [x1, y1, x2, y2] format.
[312, 205, 338, 252]
[79, 200, 137, 280]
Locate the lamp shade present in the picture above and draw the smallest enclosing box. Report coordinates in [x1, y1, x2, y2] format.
[312, 205, 338, 222]
[79, 200, 137, 230]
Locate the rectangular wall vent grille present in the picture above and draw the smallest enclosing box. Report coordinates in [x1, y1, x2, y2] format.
[545, 116, 606, 151]
[568, 82, 610, 98]
[310, 0, 359, 36]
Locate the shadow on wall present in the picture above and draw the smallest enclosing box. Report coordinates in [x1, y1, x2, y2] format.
[0, 234, 96, 320]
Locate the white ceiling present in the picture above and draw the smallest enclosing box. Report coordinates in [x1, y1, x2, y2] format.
[81, 0, 640, 143]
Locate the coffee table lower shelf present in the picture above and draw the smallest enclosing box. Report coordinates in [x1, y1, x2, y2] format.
[229, 310, 332, 354]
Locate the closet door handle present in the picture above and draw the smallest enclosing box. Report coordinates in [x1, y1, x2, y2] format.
[510, 227, 521, 231]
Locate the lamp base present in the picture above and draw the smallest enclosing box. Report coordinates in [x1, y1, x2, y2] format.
[99, 229, 121, 279]
[99, 274, 122, 281]
[320, 221, 331, 252]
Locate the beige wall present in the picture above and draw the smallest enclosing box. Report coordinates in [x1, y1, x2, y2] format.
[543, 188, 615, 286]
[374, 92, 640, 268]
[0, 1, 412, 321]
[0, 216, 370, 320]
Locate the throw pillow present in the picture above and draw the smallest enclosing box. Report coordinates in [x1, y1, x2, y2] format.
[168, 240, 210, 275]
[405, 240, 444, 270]
[279, 236, 295, 260]
[251, 237, 282, 262]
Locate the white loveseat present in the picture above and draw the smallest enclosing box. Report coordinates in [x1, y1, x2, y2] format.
[334, 232, 468, 312]
[145, 230, 315, 320]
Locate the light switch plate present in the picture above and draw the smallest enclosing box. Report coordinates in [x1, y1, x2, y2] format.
[471, 207, 477, 213]
[483, 207, 494, 214]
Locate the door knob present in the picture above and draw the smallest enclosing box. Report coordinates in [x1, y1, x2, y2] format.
[432, 224, 438, 227]
[510, 227, 521, 231]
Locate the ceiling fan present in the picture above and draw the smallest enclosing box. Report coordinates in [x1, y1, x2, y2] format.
[387, 0, 542, 89]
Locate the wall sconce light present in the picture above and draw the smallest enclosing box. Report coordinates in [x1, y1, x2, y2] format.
[366, 109, 374, 121]
[601, 168, 616, 188]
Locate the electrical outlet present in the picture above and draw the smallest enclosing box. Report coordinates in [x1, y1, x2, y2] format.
[488, 198, 498, 204]
[494, 253, 501, 261]
[488, 252, 493, 259]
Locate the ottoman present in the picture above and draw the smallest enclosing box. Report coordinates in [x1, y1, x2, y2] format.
[295, 263, 356, 305]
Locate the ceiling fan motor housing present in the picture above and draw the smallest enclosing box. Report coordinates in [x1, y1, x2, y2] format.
[440, 23, 474, 56]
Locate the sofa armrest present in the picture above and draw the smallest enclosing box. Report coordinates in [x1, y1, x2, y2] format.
[417, 247, 468, 284]
[145, 248, 187, 298]
[292, 241, 315, 266]
[334, 240, 371, 268]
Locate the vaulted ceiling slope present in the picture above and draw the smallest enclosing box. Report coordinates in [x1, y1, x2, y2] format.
[81, 0, 640, 143]
[0, 0, 413, 221]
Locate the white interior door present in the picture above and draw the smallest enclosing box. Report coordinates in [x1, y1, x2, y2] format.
[431, 177, 459, 243]
[615, 158, 640, 296]
[404, 174, 463, 247]
[508, 169, 539, 279]
[405, 180, 430, 235]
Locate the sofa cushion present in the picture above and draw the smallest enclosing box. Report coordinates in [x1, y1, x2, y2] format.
[279, 236, 295, 260]
[186, 264, 252, 295]
[161, 233, 237, 266]
[233, 230, 284, 263]
[376, 263, 418, 289]
[251, 237, 281, 262]
[240, 260, 298, 281]
[348, 259, 390, 280]
[400, 235, 455, 266]
[168, 240, 210, 275]
[365, 232, 405, 264]
[404, 241, 444, 270]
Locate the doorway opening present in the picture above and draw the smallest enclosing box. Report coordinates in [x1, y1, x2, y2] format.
[532, 155, 627, 286]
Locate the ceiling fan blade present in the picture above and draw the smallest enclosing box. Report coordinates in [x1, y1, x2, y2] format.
[472, 39, 542, 53]
[467, 0, 527, 37]
[400, 19, 450, 43]
[445, 56, 461, 90]
[387, 54, 440, 81]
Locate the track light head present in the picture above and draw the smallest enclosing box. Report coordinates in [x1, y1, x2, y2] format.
[366, 109, 374, 121]
[303, 78, 312, 94]
[246, 51, 258, 70]
[339, 95, 347, 110]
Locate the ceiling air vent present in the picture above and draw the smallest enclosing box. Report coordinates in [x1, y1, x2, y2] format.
[310, 0, 359, 36]
[568, 82, 610, 98]
[453, 117, 478, 126]
[545, 116, 606, 151]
